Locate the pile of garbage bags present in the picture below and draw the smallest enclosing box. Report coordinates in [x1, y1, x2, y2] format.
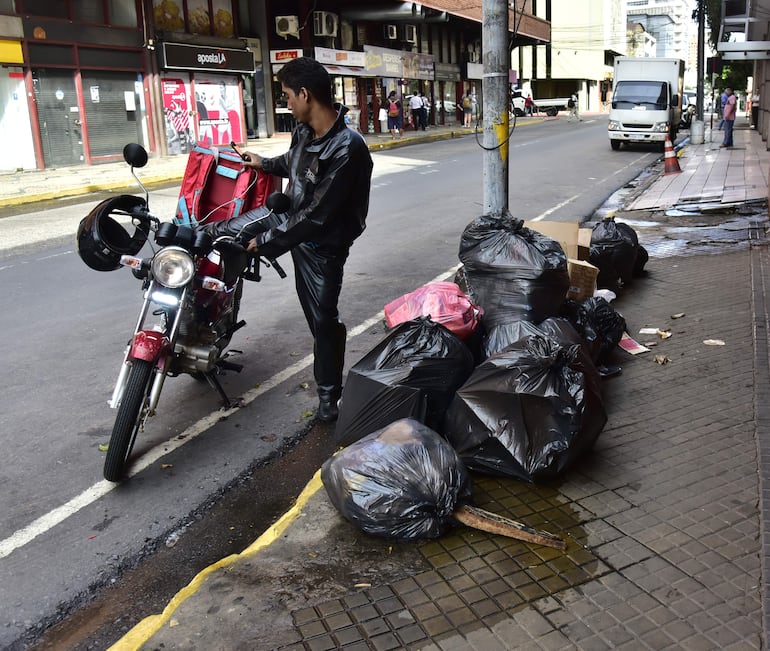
[323, 211, 645, 541]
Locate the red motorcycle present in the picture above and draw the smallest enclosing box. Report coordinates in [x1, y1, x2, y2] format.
[77, 144, 287, 481]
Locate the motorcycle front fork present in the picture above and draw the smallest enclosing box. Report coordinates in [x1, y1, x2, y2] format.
[109, 282, 186, 413]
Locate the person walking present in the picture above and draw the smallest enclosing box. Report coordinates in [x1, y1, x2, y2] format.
[420, 91, 430, 130]
[567, 92, 580, 121]
[462, 90, 473, 127]
[524, 94, 534, 116]
[408, 92, 424, 130]
[209, 57, 374, 422]
[720, 87, 736, 148]
[718, 88, 729, 129]
[386, 90, 402, 138]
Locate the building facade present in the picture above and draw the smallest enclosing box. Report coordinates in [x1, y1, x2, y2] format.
[0, 0, 550, 170]
[514, 0, 625, 112]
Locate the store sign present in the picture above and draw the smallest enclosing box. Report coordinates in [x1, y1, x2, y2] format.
[314, 47, 365, 68]
[161, 42, 255, 74]
[363, 46, 433, 80]
[434, 62, 461, 82]
[270, 49, 302, 63]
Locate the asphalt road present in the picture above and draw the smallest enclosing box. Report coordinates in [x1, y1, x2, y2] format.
[1, 116, 661, 650]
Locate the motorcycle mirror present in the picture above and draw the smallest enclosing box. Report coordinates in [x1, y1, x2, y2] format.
[123, 143, 148, 169]
[266, 192, 290, 214]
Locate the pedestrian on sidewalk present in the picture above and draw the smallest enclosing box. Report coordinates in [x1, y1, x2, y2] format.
[718, 88, 729, 129]
[462, 91, 473, 127]
[567, 92, 581, 121]
[386, 91, 403, 139]
[217, 57, 374, 422]
[421, 91, 430, 130]
[721, 87, 736, 148]
[524, 94, 534, 116]
[408, 92, 424, 131]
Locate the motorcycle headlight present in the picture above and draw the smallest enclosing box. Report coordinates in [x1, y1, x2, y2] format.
[151, 247, 195, 288]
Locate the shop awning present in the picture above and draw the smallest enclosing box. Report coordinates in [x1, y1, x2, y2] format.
[323, 64, 375, 77]
[273, 62, 375, 77]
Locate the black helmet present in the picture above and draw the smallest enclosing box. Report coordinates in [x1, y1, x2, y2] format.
[77, 195, 149, 271]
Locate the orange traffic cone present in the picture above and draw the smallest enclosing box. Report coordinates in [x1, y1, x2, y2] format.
[663, 136, 681, 175]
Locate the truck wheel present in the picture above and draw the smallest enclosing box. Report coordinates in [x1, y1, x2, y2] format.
[513, 108, 524, 117]
[546, 107, 558, 117]
[610, 140, 621, 151]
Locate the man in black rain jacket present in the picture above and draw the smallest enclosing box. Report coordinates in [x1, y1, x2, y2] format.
[219, 57, 373, 422]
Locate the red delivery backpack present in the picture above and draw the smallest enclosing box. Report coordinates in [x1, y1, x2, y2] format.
[175, 142, 281, 227]
[384, 281, 483, 340]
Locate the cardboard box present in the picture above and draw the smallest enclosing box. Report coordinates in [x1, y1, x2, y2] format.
[578, 228, 593, 261]
[524, 220, 578, 260]
[566, 258, 598, 301]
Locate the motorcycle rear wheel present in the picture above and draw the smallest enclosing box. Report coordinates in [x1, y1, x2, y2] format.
[104, 359, 153, 482]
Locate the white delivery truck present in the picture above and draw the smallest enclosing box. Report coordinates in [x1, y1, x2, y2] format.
[608, 56, 684, 151]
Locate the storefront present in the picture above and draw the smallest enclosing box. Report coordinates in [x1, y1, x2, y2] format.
[0, 39, 35, 171]
[363, 45, 434, 132]
[269, 47, 375, 134]
[434, 62, 462, 127]
[157, 41, 254, 155]
[18, 19, 148, 168]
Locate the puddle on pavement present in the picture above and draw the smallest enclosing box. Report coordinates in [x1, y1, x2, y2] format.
[601, 202, 769, 259]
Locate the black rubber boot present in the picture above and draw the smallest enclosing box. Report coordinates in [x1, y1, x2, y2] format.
[315, 321, 346, 422]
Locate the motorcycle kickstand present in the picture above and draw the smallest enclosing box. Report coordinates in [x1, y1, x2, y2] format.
[203, 370, 238, 409]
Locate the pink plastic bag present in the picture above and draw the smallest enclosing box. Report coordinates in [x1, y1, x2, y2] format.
[384, 281, 483, 340]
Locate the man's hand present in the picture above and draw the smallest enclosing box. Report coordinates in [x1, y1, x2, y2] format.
[246, 238, 259, 255]
[242, 151, 263, 170]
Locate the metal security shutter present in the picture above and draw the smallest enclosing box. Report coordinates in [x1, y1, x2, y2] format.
[82, 72, 145, 159]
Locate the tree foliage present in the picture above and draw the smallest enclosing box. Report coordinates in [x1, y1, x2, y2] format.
[703, 0, 752, 92]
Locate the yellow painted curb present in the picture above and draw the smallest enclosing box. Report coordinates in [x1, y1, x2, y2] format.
[0, 175, 184, 208]
[108, 469, 324, 651]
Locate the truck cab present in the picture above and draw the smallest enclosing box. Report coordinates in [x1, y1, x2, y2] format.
[608, 57, 684, 151]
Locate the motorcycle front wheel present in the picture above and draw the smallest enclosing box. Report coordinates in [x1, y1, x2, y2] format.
[104, 359, 153, 482]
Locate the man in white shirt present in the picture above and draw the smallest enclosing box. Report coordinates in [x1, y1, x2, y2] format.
[409, 92, 425, 130]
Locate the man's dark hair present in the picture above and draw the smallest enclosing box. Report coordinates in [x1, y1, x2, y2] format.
[277, 57, 333, 106]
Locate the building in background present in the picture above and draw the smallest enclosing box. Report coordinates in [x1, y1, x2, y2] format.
[514, 0, 626, 113]
[0, 1, 149, 171]
[627, 21, 658, 57]
[625, 0, 697, 86]
[0, 0, 552, 169]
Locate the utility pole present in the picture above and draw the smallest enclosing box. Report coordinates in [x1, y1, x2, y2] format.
[696, 0, 705, 120]
[481, 0, 509, 217]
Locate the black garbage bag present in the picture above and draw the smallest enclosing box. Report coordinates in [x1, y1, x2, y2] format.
[459, 214, 570, 358]
[504, 316, 602, 369]
[334, 318, 475, 447]
[322, 418, 472, 540]
[561, 296, 626, 361]
[444, 333, 607, 482]
[589, 217, 639, 289]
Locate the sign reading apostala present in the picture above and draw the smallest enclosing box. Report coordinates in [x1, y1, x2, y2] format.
[161, 42, 255, 73]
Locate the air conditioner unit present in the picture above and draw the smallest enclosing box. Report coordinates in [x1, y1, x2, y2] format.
[313, 11, 338, 37]
[275, 15, 299, 39]
[403, 24, 417, 44]
[385, 24, 398, 40]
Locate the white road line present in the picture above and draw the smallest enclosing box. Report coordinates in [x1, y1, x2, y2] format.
[530, 155, 650, 222]
[0, 266, 460, 559]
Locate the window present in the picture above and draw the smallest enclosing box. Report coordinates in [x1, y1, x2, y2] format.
[73, 0, 105, 23]
[109, 0, 138, 27]
[21, 1, 68, 18]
